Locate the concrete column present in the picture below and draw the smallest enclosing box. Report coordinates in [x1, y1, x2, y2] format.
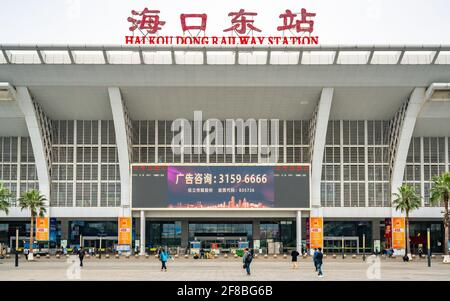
[140, 211, 146, 255]
[135, 217, 140, 237]
[372, 219, 381, 253]
[390, 87, 426, 216]
[61, 219, 69, 241]
[252, 220, 260, 243]
[310, 88, 334, 211]
[16, 87, 51, 212]
[181, 220, 189, 248]
[296, 211, 302, 253]
[372, 219, 381, 240]
[108, 87, 131, 217]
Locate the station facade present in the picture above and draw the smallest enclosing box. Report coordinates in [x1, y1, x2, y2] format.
[0, 45, 449, 255]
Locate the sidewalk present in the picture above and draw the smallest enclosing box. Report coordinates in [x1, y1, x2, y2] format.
[0, 255, 448, 281]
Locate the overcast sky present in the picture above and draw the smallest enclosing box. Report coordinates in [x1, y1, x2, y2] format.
[0, 0, 449, 45]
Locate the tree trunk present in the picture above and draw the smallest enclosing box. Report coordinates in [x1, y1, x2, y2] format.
[30, 214, 34, 253]
[444, 197, 449, 256]
[406, 211, 411, 258]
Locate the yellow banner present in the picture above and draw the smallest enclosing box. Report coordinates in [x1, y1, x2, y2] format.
[118, 217, 132, 245]
[310, 217, 323, 249]
[392, 217, 406, 249]
[36, 217, 49, 241]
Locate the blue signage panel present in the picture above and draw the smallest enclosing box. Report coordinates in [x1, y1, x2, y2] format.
[49, 217, 57, 242]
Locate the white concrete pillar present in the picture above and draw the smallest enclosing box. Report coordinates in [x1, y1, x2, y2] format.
[310, 88, 334, 210]
[108, 87, 131, 217]
[390, 88, 426, 216]
[16, 87, 51, 211]
[296, 210, 302, 253]
[140, 210, 146, 255]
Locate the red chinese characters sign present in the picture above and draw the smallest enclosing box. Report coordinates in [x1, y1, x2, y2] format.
[223, 9, 261, 34]
[125, 7, 319, 45]
[277, 9, 316, 33]
[127, 8, 166, 34]
[180, 14, 207, 32]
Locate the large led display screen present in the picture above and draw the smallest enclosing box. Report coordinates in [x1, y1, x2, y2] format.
[132, 165, 310, 209]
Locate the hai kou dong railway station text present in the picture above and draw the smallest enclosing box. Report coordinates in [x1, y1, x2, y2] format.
[125, 8, 319, 45]
[125, 35, 319, 46]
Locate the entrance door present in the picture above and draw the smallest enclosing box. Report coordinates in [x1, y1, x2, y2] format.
[195, 235, 247, 252]
[323, 236, 360, 254]
[82, 236, 117, 253]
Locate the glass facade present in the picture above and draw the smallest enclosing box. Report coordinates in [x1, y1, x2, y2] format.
[323, 221, 372, 253]
[188, 222, 252, 250]
[0, 221, 31, 245]
[189, 222, 252, 240]
[260, 221, 296, 249]
[0, 220, 60, 249]
[1, 123, 449, 211]
[403, 137, 448, 207]
[0, 121, 448, 254]
[0, 137, 38, 205]
[146, 221, 181, 248]
[408, 221, 444, 254]
[321, 121, 390, 207]
[51, 120, 121, 207]
[69, 220, 118, 244]
[131, 120, 310, 164]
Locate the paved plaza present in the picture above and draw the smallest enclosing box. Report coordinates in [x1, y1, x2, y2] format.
[0, 255, 449, 281]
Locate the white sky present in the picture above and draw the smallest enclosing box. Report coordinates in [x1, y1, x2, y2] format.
[0, 0, 449, 45]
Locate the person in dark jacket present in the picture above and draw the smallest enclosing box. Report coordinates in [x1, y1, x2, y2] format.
[312, 248, 318, 271]
[316, 248, 324, 277]
[242, 248, 253, 276]
[78, 247, 85, 267]
[291, 249, 300, 269]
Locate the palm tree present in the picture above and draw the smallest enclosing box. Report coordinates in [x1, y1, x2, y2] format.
[0, 182, 12, 215]
[430, 172, 450, 262]
[392, 184, 421, 259]
[18, 189, 47, 260]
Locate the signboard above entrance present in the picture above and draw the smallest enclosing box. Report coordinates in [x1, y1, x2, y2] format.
[132, 164, 310, 209]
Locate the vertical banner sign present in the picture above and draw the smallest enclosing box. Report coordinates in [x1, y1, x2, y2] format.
[305, 217, 310, 250]
[49, 217, 57, 242]
[36, 217, 49, 241]
[384, 218, 392, 249]
[118, 217, 132, 245]
[392, 217, 406, 249]
[309, 217, 323, 249]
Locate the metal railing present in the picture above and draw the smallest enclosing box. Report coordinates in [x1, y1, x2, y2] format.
[1, 44, 449, 65]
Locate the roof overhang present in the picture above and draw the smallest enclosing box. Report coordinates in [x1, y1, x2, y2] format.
[0, 45, 449, 135]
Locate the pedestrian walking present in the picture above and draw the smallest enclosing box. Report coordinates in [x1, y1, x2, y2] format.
[418, 247, 423, 258]
[78, 247, 85, 267]
[316, 248, 324, 277]
[159, 248, 170, 271]
[313, 248, 318, 271]
[200, 247, 205, 259]
[242, 248, 253, 276]
[24, 248, 29, 260]
[291, 249, 300, 269]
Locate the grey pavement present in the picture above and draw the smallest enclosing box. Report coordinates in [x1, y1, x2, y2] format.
[0, 255, 449, 281]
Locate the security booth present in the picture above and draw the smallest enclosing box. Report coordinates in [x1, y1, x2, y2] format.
[189, 241, 200, 255]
